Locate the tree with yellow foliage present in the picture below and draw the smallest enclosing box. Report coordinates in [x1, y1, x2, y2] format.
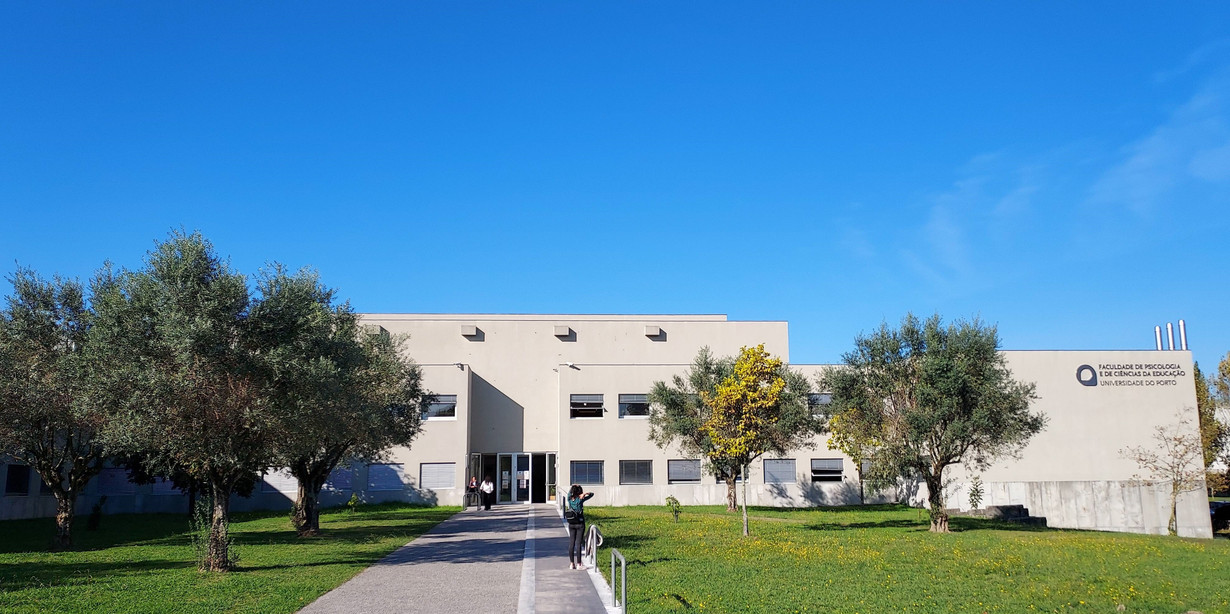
[702, 344, 794, 537]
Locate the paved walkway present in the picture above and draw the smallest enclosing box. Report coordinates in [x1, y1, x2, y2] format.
[299, 503, 612, 614]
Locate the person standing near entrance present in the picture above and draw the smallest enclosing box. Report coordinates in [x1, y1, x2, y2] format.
[565, 484, 594, 569]
[480, 475, 495, 510]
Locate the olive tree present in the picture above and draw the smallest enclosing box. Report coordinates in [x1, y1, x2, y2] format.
[820, 314, 1044, 533]
[0, 268, 107, 548]
[89, 232, 289, 570]
[255, 267, 425, 536]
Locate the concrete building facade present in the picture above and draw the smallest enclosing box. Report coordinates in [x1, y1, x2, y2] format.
[0, 313, 1212, 538]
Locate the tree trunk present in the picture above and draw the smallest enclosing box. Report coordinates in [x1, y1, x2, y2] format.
[53, 493, 75, 550]
[1168, 483, 1179, 536]
[857, 465, 865, 505]
[925, 473, 949, 533]
[207, 481, 233, 571]
[741, 476, 750, 537]
[293, 477, 323, 537]
[725, 468, 737, 512]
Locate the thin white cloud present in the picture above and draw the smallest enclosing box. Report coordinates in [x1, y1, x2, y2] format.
[1087, 73, 1230, 215]
[838, 225, 876, 261]
[1189, 142, 1230, 181]
[1153, 39, 1230, 84]
[923, 202, 970, 277]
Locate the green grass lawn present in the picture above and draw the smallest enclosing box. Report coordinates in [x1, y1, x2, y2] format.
[586, 504, 1230, 614]
[0, 503, 457, 614]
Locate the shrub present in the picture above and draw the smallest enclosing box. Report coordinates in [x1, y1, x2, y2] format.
[665, 495, 682, 523]
[968, 476, 984, 510]
[86, 496, 108, 531]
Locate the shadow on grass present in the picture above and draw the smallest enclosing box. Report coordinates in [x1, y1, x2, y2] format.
[600, 533, 655, 551]
[947, 516, 1051, 533]
[0, 558, 196, 591]
[0, 515, 193, 554]
[0, 503, 455, 555]
[746, 503, 914, 515]
[803, 519, 926, 531]
[664, 593, 694, 609]
[800, 516, 1052, 533]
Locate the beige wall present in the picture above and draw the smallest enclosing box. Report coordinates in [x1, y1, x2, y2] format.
[376, 363, 472, 504]
[365, 316, 1208, 537]
[365, 314, 789, 505]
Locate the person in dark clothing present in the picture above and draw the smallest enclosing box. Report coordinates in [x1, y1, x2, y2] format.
[466, 476, 478, 510]
[565, 484, 594, 569]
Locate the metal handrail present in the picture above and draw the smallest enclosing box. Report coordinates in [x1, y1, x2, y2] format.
[611, 547, 627, 614]
[560, 487, 625, 612]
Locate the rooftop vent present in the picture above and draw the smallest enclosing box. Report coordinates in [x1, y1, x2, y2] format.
[1154, 319, 1188, 351]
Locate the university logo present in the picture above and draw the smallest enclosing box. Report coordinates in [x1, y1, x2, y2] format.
[1076, 365, 1097, 387]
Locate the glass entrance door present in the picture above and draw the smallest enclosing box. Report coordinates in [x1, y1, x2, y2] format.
[515, 454, 530, 503]
[497, 453, 532, 504]
[498, 454, 513, 503]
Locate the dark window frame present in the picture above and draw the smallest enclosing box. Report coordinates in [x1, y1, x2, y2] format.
[667, 459, 702, 483]
[714, 464, 746, 484]
[570, 460, 604, 485]
[811, 458, 844, 483]
[619, 460, 653, 485]
[4, 465, 30, 496]
[422, 394, 458, 420]
[618, 393, 650, 418]
[763, 459, 796, 484]
[807, 393, 832, 417]
[570, 394, 605, 419]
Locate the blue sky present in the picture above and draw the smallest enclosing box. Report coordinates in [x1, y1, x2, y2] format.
[2, 3, 1228, 369]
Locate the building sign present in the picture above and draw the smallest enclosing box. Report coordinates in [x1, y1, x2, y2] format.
[1076, 363, 1185, 388]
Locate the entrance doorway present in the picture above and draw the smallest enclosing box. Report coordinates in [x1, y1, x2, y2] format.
[497, 453, 530, 503]
[478, 452, 555, 504]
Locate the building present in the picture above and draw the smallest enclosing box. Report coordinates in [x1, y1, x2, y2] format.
[0, 313, 1212, 538]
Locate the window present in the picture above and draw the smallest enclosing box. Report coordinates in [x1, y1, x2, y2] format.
[420, 463, 456, 490]
[807, 393, 832, 417]
[570, 394, 604, 419]
[570, 460, 604, 485]
[714, 465, 745, 483]
[667, 459, 702, 483]
[422, 394, 458, 420]
[764, 459, 796, 484]
[367, 463, 407, 491]
[4, 465, 30, 495]
[619, 460, 652, 485]
[97, 467, 136, 495]
[618, 394, 650, 418]
[811, 458, 844, 482]
[325, 466, 354, 491]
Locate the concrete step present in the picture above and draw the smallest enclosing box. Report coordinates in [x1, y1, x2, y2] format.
[947, 505, 1048, 527]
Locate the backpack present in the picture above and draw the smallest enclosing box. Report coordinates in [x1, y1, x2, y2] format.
[565, 500, 584, 524]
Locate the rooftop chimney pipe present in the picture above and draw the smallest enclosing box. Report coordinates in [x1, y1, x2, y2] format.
[1179, 319, 1188, 351]
[1155, 326, 1163, 351]
[1166, 322, 1175, 351]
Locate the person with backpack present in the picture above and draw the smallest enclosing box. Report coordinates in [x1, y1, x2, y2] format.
[565, 484, 594, 569]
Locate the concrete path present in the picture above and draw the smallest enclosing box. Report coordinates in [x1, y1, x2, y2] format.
[299, 503, 612, 614]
